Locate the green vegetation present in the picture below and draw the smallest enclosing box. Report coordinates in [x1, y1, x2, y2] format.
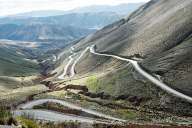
[16, 116, 81, 128]
[0, 105, 12, 124]
[17, 116, 80, 128]
[86, 76, 100, 92]
[40, 121, 80, 128]
[0, 85, 47, 106]
[0, 110, 80, 128]
[33, 102, 67, 110]
[34, 90, 192, 124]
[0, 106, 12, 119]
[84, 65, 155, 98]
[0, 105, 18, 126]
[116, 109, 137, 120]
[16, 117, 39, 128]
[33, 102, 100, 119]
[85, 67, 128, 95]
[0, 47, 40, 77]
[86, 74, 117, 94]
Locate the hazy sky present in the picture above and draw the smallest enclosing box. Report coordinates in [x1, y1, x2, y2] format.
[0, 0, 149, 16]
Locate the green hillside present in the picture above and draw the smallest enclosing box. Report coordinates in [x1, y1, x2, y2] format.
[0, 46, 40, 76]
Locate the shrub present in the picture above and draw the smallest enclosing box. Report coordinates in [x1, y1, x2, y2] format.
[86, 76, 99, 92]
[16, 117, 39, 128]
[0, 105, 12, 125]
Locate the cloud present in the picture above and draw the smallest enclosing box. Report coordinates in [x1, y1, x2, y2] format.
[0, 0, 149, 16]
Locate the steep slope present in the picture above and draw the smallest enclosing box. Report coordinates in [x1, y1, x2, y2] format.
[62, 0, 192, 116]
[74, 0, 192, 56]
[0, 40, 47, 104]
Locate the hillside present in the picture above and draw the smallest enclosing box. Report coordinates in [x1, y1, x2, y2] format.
[0, 41, 40, 76]
[1, 0, 192, 126]
[58, 0, 192, 116]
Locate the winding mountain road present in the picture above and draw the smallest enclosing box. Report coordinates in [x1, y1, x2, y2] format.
[10, 44, 192, 125]
[58, 55, 74, 79]
[70, 47, 90, 77]
[63, 45, 192, 103]
[58, 47, 77, 79]
[52, 55, 57, 62]
[90, 45, 192, 103]
[17, 99, 125, 122]
[13, 109, 111, 124]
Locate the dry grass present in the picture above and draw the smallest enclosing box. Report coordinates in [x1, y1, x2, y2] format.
[0, 84, 48, 106]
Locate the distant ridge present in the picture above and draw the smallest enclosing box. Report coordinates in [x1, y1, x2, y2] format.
[5, 3, 144, 18]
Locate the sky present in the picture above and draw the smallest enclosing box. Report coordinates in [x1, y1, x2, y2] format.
[0, 0, 149, 16]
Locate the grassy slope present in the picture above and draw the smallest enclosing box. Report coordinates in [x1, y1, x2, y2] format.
[0, 84, 47, 106]
[0, 46, 40, 76]
[0, 43, 43, 104]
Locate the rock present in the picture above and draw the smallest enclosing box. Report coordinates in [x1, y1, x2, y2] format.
[115, 95, 130, 100]
[7, 117, 18, 126]
[64, 85, 88, 92]
[133, 97, 143, 106]
[84, 92, 91, 96]
[128, 96, 137, 102]
[89, 93, 98, 98]
[160, 95, 171, 106]
[97, 92, 104, 97]
[101, 94, 111, 99]
[41, 81, 54, 89]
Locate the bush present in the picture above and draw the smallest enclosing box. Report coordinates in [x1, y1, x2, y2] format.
[41, 121, 80, 128]
[86, 76, 99, 92]
[0, 105, 12, 125]
[16, 117, 39, 128]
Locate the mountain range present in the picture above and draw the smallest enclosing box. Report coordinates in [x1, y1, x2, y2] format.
[1, 0, 192, 126]
[0, 24, 95, 42]
[6, 3, 144, 18]
[0, 3, 144, 60]
[0, 12, 122, 29]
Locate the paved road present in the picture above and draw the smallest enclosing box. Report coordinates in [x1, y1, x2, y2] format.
[0, 125, 17, 128]
[89, 45, 192, 103]
[70, 47, 90, 77]
[52, 55, 57, 62]
[17, 99, 125, 122]
[57, 44, 192, 103]
[43, 44, 192, 123]
[13, 109, 111, 124]
[10, 44, 192, 125]
[58, 47, 77, 79]
[58, 55, 74, 79]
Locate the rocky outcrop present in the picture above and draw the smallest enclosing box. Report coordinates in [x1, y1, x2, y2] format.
[63, 85, 89, 92]
[40, 81, 55, 90]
